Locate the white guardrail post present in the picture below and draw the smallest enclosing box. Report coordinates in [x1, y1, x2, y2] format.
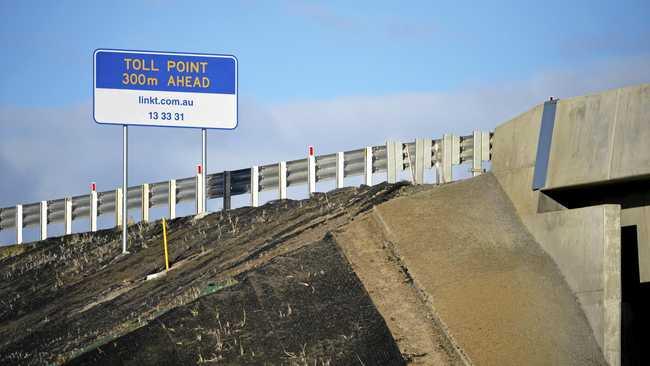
[141, 183, 149, 222]
[90, 183, 98, 232]
[0, 131, 493, 245]
[472, 130, 491, 176]
[168, 180, 176, 219]
[64, 197, 73, 235]
[414, 138, 432, 185]
[308, 147, 316, 196]
[441, 133, 460, 183]
[251, 166, 259, 207]
[364, 146, 373, 186]
[15, 204, 23, 244]
[115, 188, 123, 227]
[279, 161, 287, 199]
[39, 200, 47, 240]
[195, 170, 203, 215]
[386, 140, 398, 184]
[336, 152, 344, 189]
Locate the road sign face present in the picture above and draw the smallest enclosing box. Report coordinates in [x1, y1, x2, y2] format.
[93, 49, 237, 129]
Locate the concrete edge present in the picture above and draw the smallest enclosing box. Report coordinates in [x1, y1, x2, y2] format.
[371, 207, 475, 366]
[603, 204, 621, 366]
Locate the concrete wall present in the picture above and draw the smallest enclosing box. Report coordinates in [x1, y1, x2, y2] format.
[525, 205, 621, 365]
[489, 84, 650, 365]
[545, 84, 650, 188]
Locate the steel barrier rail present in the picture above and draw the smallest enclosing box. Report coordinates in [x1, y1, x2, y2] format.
[47, 199, 66, 224]
[230, 168, 251, 195]
[0, 132, 493, 245]
[286, 158, 309, 187]
[0, 207, 16, 230]
[22, 203, 40, 228]
[259, 164, 279, 192]
[315, 153, 337, 181]
[98, 190, 116, 215]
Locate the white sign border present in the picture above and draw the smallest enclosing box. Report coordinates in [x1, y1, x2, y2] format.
[93, 48, 238, 130]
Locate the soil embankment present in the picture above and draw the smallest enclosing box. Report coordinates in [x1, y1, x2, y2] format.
[341, 174, 606, 365]
[0, 174, 608, 365]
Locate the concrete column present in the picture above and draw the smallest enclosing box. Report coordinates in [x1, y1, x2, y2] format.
[90, 191, 98, 232]
[251, 166, 259, 207]
[141, 183, 150, 222]
[336, 152, 344, 189]
[168, 180, 176, 219]
[64, 197, 72, 234]
[279, 161, 287, 199]
[308, 155, 316, 196]
[39, 201, 47, 241]
[386, 140, 399, 184]
[15, 204, 22, 244]
[364, 147, 373, 186]
[115, 188, 123, 228]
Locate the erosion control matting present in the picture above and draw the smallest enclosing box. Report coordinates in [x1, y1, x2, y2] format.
[67, 237, 404, 365]
[0, 183, 409, 365]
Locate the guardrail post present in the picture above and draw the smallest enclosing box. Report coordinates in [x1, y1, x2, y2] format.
[142, 183, 150, 222]
[308, 151, 316, 196]
[16, 204, 22, 244]
[441, 134, 459, 183]
[223, 171, 231, 211]
[472, 131, 481, 176]
[251, 166, 259, 207]
[414, 138, 432, 184]
[40, 201, 47, 241]
[115, 188, 122, 228]
[386, 140, 399, 184]
[195, 172, 203, 215]
[168, 180, 176, 219]
[279, 161, 287, 199]
[336, 152, 344, 189]
[90, 190, 98, 232]
[364, 146, 373, 186]
[432, 140, 441, 184]
[64, 197, 72, 234]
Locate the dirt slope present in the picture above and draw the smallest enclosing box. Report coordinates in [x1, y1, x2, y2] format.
[67, 237, 404, 365]
[354, 173, 606, 365]
[0, 183, 412, 365]
[0, 174, 608, 365]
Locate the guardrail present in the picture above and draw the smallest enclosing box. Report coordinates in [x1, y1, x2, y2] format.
[0, 131, 492, 245]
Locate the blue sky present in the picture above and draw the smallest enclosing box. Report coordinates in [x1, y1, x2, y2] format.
[1, 0, 649, 243]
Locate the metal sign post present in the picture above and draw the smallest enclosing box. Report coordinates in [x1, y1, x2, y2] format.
[94, 49, 238, 254]
[122, 125, 128, 254]
[202, 128, 207, 212]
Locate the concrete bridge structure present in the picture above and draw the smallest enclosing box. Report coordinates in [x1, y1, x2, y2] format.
[491, 83, 649, 366]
